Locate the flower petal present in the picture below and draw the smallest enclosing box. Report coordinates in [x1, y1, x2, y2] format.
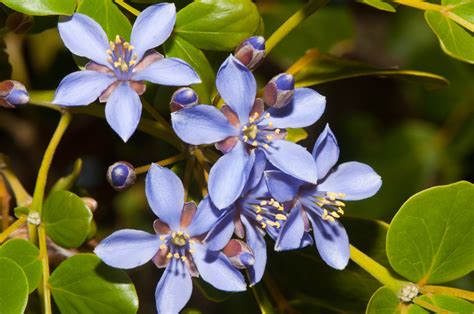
[192, 243, 246, 291]
[94, 229, 160, 269]
[264, 170, 303, 203]
[266, 88, 325, 128]
[187, 196, 222, 237]
[312, 124, 340, 179]
[216, 55, 256, 122]
[245, 150, 267, 192]
[105, 82, 142, 142]
[53, 71, 115, 107]
[209, 142, 254, 209]
[318, 161, 382, 201]
[241, 216, 266, 286]
[264, 140, 318, 184]
[58, 14, 110, 66]
[308, 213, 349, 270]
[155, 259, 192, 314]
[275, 204, 305, 251]
[205, 209, 235, 251]
[131, 3, 176, 61]
[133, 57, 201, 86]
[171, 105, 238, 145]
[146, 164, 184, 229]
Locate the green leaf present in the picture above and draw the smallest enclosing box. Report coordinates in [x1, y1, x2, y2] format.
[358, 0, 396, 12]
[386, 181, 474, 285]
[294, 51, 449, 89]
[286, 128, 308, 143]
[366, 286, 400, 314]
[443, 0, 474, 25]
[49, 159, 83, 194]
[425, 11, 474, 64]
[0, 239, 42, 293]
[77, 0, 132, 41]
[175, 0, 261, 51]
[414, 294, 474, 313]
[1, 0, 76, 16]
[42, 190, 93, 248]
[14, 206, 29, 218]
[49, 254, 138, 314]
[164, 36, 215, 104]
[0, 257, 28, 314]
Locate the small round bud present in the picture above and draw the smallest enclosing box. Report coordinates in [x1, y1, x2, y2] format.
[0, 80, 29, 108]
[223, 239, 255, 269]
[263, 73, 295, 109]
[107, 161, 136, 191]
[234, 36, 266, 70]
[170, 87, 199, 112]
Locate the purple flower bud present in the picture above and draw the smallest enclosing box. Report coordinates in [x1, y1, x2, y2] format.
[170, 87, 199, 112]
[106, 161, 136, 191]
[0, 80, 29, 108]
[223, 239, 255, 269]
[263, 73, 295, 109]
[234, 36, 266, 70]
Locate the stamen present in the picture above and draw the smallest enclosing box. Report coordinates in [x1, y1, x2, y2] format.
[115, 35, 121, 44]
[160, 235, 166, 241]
[106, 49, 113, 55]
[251, 141, 258, 147]
[263, 144, 269, 150]
[166, 253, 173, 259]
[275, 128, 281, 134]
[256, 214, 263, 221]
[260, 200, 267, 206]
[275, 214, 287, 221]
[181, 256, 187, 261]
[264, 113, 270, 119]
[159, 244, 167, 250]
[173, 253, 180, 259]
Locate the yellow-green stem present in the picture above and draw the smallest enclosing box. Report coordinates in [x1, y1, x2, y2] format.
[0, 216, 26, 243]
[135, 153, 188, 175]
[141, 99, 173, 131]
[1, 168, 32, 206]
[421, 285, 474, 302]
[413, 297, 446, 313]
[115, 0, 140, 16]
[250, 282, 275, 314]
[37, 225, 52, 314]
[266, 0, 329, 53]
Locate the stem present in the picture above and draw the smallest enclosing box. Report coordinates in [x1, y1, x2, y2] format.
[115, 0, 140, 16]
[263, 273, 297, 314]
[421, 285, 474, 302]
[192, 165, 208, 197]
[250, 283, 275, 314]
[135, 153, 188, 175]
[413, 297, 447, 313]
[141, 99, 173, 132]
[286, 49, 319, 76]
[30, 112, 72, 213]
[0, 216, 26, 243]
[37, 224, 52, 314]
[350, 245, 406, 290]
[392, 0, 441, 11]
[183, 157, 195, 201]
[266, 0, 328, 53]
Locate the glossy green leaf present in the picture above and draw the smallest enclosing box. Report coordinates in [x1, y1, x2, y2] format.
[77, 0, 132, 41]
[14, 206, 29, 218]
[294, 51, 449, 89]
[425, 11, 474, 64]
[50, 159, 83, 194]
[443, 0, 474, 25]
[366, 286, 400, 314]
[0, 257, 28, 314]
[42, 190, 93, 248]
[358, 0, 396, 12]
[165, 36, 215, 103]
[286, 128, 308, 143]
[49, 254, 138, 314]
[0, 239, 42, 294]
[175, 0, 261, 51]
[414, 294, 474, 313]
[387, 181, 474, 284]
[1, 0, 76, 16]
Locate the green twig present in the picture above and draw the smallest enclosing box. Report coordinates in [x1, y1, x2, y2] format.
[0, 216, 26, 244]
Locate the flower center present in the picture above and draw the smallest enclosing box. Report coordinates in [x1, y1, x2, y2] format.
[159, 231, 194, 262]
[171, 232, 188, 247]
[240, 112, 281, 150]
[106, 35, 138, 80]
[243, 198, 287, 230]
[313, 192, 346, 222]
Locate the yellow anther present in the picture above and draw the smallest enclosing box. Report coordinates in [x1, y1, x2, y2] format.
[166, 253, 173, 259]
[123, 42, 129, 48]
[173, 253, 180, 259]
[278, 206, 284, 211]
[189, 239, 195, 244]
[268, 121, 273, 127]
[264, 113, 270, 119]
[323, 209, 329, 216]
[120, 62, 129, 72]
[335, 201, 345, 207]
[242, 135, 248, 142]
[107, 57, 113, 63]
[256, 214, 263, 221]
[109, 42, 115, 50]
[132, 53, 138, 60]
[330, 211, 340, 218]
[115, 35, 121, 44]
[129, 60, 136, 66]
[106, 49, 113, 55]
[177, 231, 183, 236]
[249, 116, 255, 123]
[181, 256, 187, 261]
[338, 208, 345, 215]
[184, 234, 190, 238]
[128, 45, 135, 51]
[242, 125, 248, 131]
[113, 61, 121, 68]
[160, 235, 166, 241]
[275, 128, 281, 134]
[269, 199, 275, 205]
[338, 193, 346, 198]
[254, 205, 262, 213]
[260, 200, 267, 206]
[160, 244, 167, 250]
[251, 141, 258, 147]
[261, 222, 267, 229]
[266, 135, 273, 141]
[275, 214, 287, 221]
[263, 144, 270, 150]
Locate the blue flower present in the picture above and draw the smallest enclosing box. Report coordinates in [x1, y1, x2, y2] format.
[171, 55, 325, 209]
[53, 3, 200, 142]
[202, 153, 287, 285]
[265, 125, 382, 269]
[95, 164, 246, 313]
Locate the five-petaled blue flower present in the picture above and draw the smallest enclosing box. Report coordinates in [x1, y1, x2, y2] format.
[171, 55, 325, 209]
[53, 3, 200, 142]
[95, 164, 246, 313]
[265, 125, 382, 269]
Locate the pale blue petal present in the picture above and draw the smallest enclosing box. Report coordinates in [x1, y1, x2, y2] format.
[245, 150, 267, 192]
[318, 162, 382, 201]
[171, 105, 238, 145]
[58, 14, 110, 66]
[146, 164, 184, 229]
[264, 170, 303, 203]
[155, 259, 192, 314]
[187, 196, 222, 237]
[94, 229, 160, 269]
[241, 216, 266, 286]
[209, 142, 254, 209]
[192, 243, 246, 291]
[131, 3, 176, 61]
[216, 55, 256, 123]
[133, 58, 201, 86]
[105, 82, 142, 142]
[266, 88, 325, 128]
[264, 140, 318, 184]
[205, 209, 235, 251]
[312, 124, 340, 179]
[275, 204, 305, 251]
[53, 71, 115, 106]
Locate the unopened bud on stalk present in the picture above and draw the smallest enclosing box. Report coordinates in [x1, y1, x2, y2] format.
[223, 239, 255, 269]
[170, 87, 199, 112]
[263, 73, 295, 109]
[0, 80, 29, 108]
[234, 36, 266, 70]
[107, 161, 136, 191]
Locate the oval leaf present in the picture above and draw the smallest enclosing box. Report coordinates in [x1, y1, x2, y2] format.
[0, 239, 42, 293]
[358, 0, 396, 12]
[387, 181, 474, 284]
[42, 190, 93, 248]
[366, 286, 400, 314]
[49, 254, 138, 314]
[175, 0, 261, 51]
[414, 294, 474, 313]
[1, 0, 75, 16]
[0, 257, 28, 314]
[49, 158, 83, 194]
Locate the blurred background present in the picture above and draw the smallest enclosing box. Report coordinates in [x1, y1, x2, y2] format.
[1, 0, 473, 313]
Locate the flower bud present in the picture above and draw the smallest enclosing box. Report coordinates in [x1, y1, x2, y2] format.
[263, 73, 295, 109]
[234, 36, 266, 70]
[223, 239, 255, 269]
[0, 80, 29, 108]
[170, 87, 199, 112]
[106, 161, 136, 191]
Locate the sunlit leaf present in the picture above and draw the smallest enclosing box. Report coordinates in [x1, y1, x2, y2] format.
[366, 286, 400, 314]
[1, 0, 76, 16]
[358, 0, 396, 12]
[414, 294, 474, 313]
[0, 257, 28, 314]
